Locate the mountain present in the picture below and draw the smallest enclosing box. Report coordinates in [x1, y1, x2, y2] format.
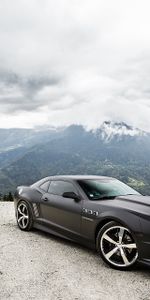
[95, 121, 146, 142]
[0, 126, 65, 168]
[0, 127, 64, 151]
[0, 121, 150, 195]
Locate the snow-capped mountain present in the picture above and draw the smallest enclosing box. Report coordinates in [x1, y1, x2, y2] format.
[95, 121, 147, 142]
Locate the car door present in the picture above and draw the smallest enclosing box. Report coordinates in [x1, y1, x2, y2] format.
[40, 180, 82, 236]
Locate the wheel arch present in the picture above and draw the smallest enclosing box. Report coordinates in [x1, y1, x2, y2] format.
[14, 194, 32, 213]
[95, 215, 138, 250]
[16, 197, 34, 214]
[95, 218, 117, 249]
[14, 186, 41, 209]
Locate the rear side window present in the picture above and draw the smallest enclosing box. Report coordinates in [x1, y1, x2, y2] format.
[40, 181, 50, 192]
[48, 181, 77, 196]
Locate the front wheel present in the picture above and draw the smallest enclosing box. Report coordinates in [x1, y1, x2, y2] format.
[16, 200, 33, 231]
[97, 221, 138, 270]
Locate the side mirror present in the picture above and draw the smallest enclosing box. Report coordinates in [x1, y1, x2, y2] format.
[62, 192, 81, 202]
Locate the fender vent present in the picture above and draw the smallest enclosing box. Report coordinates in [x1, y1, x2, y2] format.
[32, 203, 40, 218]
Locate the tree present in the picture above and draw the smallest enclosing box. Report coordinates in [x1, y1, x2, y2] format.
[2, 192, 14, 201]
[8, 192, 14, 201]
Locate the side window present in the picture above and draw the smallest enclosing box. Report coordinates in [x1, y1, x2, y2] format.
[48, 181, 77, 196]
[40, 181, 50, 192]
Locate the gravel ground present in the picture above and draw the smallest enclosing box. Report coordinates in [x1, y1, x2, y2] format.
[0, 202, 150, 300]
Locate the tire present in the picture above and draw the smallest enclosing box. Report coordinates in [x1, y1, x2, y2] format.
[97, 221, 138, 270]
[16, 200, 33, 231]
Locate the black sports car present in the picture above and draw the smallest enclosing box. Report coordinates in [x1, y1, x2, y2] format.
[14, 175, 150, 270]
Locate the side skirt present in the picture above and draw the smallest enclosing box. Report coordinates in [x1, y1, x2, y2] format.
[33, 220, 95, 250]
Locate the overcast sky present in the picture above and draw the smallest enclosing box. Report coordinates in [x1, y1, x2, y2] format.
[0, 0, 150, 130]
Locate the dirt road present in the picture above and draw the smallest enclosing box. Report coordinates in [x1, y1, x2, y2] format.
[0, 202, 150, 300]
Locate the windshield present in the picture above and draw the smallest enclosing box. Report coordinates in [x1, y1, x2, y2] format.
[78, 179, 140, 200]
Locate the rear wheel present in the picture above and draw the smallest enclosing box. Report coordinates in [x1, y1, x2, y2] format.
[17, 200, 33, 231]
[97, 221, 138, 270]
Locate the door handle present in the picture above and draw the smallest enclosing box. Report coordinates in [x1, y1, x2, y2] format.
[43, 197, 48, 202]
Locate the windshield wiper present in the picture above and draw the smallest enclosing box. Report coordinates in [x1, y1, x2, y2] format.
[124, 194, 138, 196]
[93, 195, 117, 200]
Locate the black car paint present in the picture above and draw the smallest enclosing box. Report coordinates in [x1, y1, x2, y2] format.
[14, 175, 150, 266]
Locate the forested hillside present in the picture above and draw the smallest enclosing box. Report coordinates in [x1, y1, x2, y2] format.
[1, 121, 150, 198]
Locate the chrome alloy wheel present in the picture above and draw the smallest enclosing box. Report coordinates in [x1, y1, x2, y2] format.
[100, 226, 138, 268]
[17, 202, 29, 229]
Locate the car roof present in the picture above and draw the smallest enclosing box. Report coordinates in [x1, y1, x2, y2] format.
[31, 174, 116, 188]
[45, 175, 115, 181]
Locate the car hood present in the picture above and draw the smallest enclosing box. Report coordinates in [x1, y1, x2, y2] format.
[116, 194, 150, 207]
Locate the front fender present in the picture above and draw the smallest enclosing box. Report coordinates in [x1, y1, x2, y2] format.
[98, 210, 142, 234]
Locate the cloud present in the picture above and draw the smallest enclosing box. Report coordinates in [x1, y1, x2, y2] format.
[0, 0, 150, 130]
[0, 70, 61, 112]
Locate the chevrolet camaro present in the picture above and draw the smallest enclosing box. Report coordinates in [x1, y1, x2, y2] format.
[14, 175, 150, 270]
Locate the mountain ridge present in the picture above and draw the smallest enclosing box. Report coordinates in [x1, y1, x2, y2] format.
[0, 121, 150, 195]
